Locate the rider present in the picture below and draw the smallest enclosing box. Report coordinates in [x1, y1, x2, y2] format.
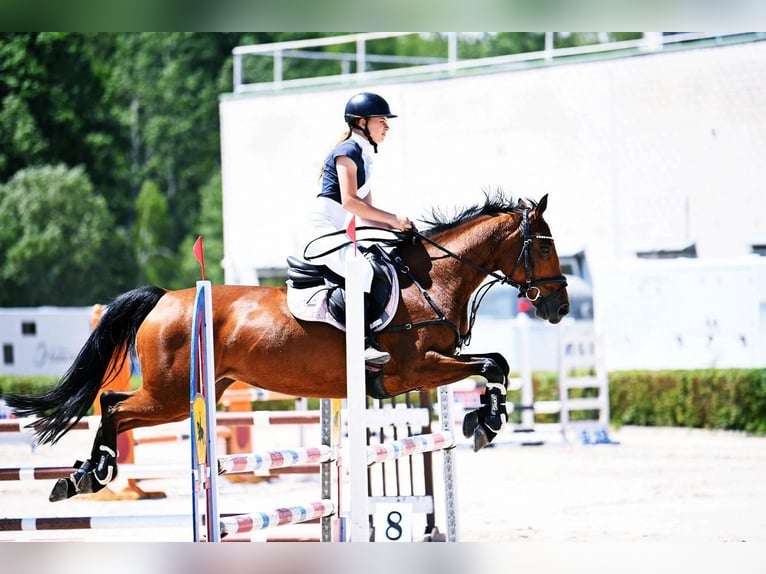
[306, 92, 414, 365]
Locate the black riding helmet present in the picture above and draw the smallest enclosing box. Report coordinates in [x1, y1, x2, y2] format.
[344, 92, 397, 153]
[344, 92, 398, 122]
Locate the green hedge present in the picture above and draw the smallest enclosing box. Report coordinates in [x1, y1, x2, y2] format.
[608, 369, 766, 433]
[0, 376, 59, 398]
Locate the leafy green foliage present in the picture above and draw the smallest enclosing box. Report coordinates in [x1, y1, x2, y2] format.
[133, 180, 174, 286]
[0, 165, 123, 305]
[0, 376, 59, 398]
[610, 369, 766, 433]
[170, 171, 225, 288]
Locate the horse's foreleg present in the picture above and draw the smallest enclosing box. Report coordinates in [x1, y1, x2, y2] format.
[456, 352, 509, 451]
[409, 352, 509, 452]
[49, 390, 129, 502]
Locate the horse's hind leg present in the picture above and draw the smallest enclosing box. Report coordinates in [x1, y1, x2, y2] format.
[49, 390, 130, 502]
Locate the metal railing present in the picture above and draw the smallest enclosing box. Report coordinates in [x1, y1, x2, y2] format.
[231, 32, 761, 94]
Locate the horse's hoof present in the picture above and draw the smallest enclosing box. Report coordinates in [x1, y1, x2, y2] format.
[462, 410, 479, 439]
[219, 521, 230, 539]
[49, 478, 77, 502]
[472, 425, 490, 451]
[423, 526, 447, 542]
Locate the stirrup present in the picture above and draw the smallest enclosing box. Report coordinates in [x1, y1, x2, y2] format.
[364, 346, 390, 365]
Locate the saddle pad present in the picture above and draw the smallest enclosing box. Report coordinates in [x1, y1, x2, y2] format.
[286, 262, 400, 332]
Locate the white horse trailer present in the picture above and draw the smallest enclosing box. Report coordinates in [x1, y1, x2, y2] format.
[0, 307, 92, 377]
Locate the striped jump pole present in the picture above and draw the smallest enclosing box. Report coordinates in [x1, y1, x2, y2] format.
[0, 501, 334, 539]
[219, 500, 335, 538]
[217, 445, 331, 474]
[0, 515, 190, 532]
[366, 432, 455, 466]
[0, 418, 99, 433]
[0, 443, 332, 482]
[0, 464, 186, 482]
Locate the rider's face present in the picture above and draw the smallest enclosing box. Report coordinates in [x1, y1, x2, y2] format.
[363, 117, 390, 144]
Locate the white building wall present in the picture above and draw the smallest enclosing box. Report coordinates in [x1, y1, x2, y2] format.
[219, 39, 766, 279]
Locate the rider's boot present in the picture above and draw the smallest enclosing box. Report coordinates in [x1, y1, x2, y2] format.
[364, 339, 390, 365]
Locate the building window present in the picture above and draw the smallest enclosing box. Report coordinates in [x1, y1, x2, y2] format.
[3, 344, 13, 365]
[21, 321, 36, 336]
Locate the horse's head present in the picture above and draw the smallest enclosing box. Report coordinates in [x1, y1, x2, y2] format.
[501, 194, 570, 324]
[410, 190, 570, 328]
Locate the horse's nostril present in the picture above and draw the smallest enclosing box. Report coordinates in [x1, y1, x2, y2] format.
[559, 304, 570, 317]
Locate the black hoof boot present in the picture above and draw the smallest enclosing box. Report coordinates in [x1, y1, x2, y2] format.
[93, 445, 118, 488]
[480, 382, 507, 434]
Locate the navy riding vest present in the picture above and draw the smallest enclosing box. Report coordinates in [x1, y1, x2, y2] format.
[318, 139, 367, 203]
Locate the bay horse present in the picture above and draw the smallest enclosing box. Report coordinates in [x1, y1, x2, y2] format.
[6, 192, 569, 502]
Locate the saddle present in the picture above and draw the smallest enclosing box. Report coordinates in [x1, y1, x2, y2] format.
[286, 244, 397, 331]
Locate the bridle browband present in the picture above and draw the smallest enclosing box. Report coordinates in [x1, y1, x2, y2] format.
[301, 207, 567, 350]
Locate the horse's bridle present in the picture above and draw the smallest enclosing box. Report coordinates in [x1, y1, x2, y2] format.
[505, 207, 568, 302]
[386, 207, 568, 348]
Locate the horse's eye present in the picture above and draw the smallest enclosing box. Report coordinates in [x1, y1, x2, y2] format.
[540, 244, 551, 256]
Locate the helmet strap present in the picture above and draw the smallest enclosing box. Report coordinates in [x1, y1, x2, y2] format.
[351, 119, 379, 154]
[365, 126, 379, 154]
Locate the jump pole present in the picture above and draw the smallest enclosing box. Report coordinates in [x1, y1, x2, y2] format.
[344, 255, 369, 542]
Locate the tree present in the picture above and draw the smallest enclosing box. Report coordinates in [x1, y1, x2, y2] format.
[171, 171, 225, 288]
[0, 33, 130, 220]
[0, 165, 120, 306]
[133, 179, 174, 286]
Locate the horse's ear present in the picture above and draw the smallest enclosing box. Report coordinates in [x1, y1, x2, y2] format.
[536, 193, 549, 215]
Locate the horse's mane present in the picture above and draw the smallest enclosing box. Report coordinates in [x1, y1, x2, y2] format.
[418, 189, 532, 239]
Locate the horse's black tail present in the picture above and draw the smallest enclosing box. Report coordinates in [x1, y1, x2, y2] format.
[4, 285, 167, 445]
